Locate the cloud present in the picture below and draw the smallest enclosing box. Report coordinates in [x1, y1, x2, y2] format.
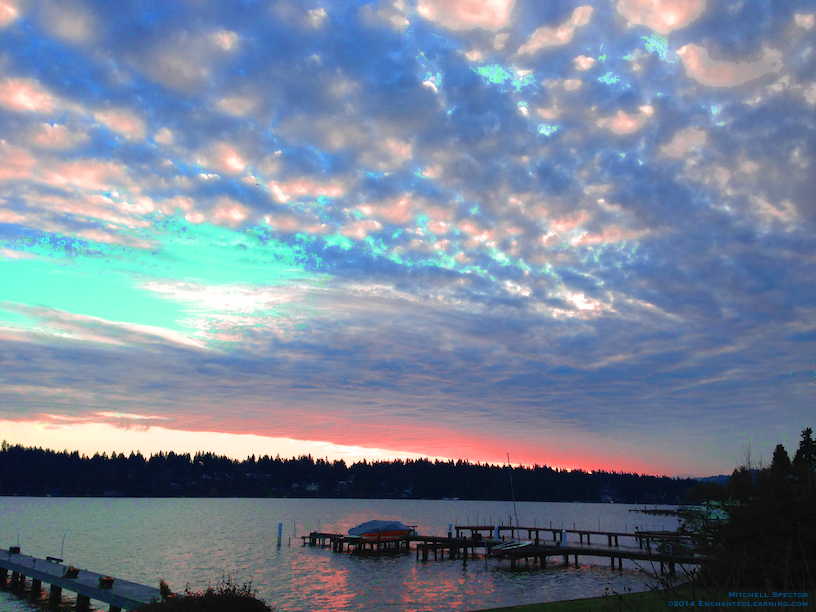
[209, 29, 239, 51]
[37, 0, 99, 44]
[0, 0, 19, 28]
[574, 55, 595, 70]
[676, 44, 783, 87]
[597, 105, 654, 134]
[94, 109, 146, 140]
[0, 141, 36, 181]
[516, 6, 593, 55]
[794, 13, 814, 30]
[615, 0, 707, 34]
[29, 123, 90, 149]
[661, 127, 707, 157]
[0, 79, 56, 113]
[417, 0, 515, 32]
[216, 95, 257, 117]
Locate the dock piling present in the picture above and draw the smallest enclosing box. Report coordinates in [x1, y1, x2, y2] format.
[49, 584, 62, 607]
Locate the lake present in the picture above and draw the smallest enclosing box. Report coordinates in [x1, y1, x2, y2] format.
[0, 498, 684, 612]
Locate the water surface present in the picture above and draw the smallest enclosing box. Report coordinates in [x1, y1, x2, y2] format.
[0, 498, 682, 611]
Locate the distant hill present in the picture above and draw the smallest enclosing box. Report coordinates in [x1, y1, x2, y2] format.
[696, 469, 761, 487]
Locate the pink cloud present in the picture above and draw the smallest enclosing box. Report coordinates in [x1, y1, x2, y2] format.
[264, 214, 304, 233]
[268, 178, 345, 203]
[427, 220, 449, 234]
[795, 13, 814, 29]
[341, 219, 383, 240]
[597, 105, 654, 134]
[366, 195, 414, 224]
[661, 127, 707, 157]
[0, 78, 55, 113]
[0, 141, 36, 181]
[30, 123, 89, 149]
[216, 95, 257, 117]
[676, 44, 783, 87]
[0, 0, 19, 28]
[550, 210, 590, 233]
[516, 6, 592, 55]
[417, 0, 515, 32]
[159, 196, 194, 214]
[94, 109, 146, 140]
[574, 55, 595, 70]
[0, 208, 25, 224]
[199, 143, 246, 174]
[574, 225, 645, 246]
[209, 29, 239, 50]
[212, 198, 250, 227]
[615, 0, 706, 34]
[44, 160, 127, 191]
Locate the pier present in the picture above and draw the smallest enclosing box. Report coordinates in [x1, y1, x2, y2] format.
[0, 547, 161, 611]
[453, 524, 711, 550]
[302, 524, 709, 573]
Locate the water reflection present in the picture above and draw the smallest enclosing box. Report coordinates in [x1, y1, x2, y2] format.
[0, 498, 678, 612]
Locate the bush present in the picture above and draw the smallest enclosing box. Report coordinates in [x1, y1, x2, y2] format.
[135, 574, 274, 612]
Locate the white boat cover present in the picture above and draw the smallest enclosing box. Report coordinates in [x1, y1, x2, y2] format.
[348, 520, 411, 535]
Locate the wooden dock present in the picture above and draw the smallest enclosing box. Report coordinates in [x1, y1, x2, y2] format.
[453, 525, 711, 550]
[302, 524, 710, 573]
[0, 547, 161, 611]
[491, 543, 707, 575]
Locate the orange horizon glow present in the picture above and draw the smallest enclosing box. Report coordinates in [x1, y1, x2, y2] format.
[0, 419, 709, 477]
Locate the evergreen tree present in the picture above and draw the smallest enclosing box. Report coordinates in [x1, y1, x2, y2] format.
[792, 427, 815, 477]
[769, 443, 792, 476]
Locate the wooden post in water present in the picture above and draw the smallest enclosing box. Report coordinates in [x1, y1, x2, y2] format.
[277, 523, 282, 548]
[77, 593, 91, 612]
[49, 585, 62, 606]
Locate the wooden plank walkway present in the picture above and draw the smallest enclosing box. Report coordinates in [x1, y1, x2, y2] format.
[0, 547, 161, 611]
[493, 543, 707, 575]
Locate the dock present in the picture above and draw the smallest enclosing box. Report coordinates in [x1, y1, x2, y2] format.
[302, 524, 710, 573]
[0, 547, 161, 611]
[453, 525, 711, 550]
[490, 543, 706, 575]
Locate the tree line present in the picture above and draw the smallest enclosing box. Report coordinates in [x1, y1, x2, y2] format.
[0, 440, 697, 502]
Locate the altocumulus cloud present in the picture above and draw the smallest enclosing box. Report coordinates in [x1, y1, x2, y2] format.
[0, 0, 815, 476]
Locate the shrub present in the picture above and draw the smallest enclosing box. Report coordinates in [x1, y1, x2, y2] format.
[135, 574, 274, 612]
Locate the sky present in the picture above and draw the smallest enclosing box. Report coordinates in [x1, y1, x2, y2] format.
[1, 0, 814, 478]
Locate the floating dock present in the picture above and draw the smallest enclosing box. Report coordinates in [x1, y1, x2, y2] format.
[0, 547, 161, 611]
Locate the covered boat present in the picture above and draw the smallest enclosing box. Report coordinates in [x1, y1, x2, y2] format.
[348, 520, 413, 542]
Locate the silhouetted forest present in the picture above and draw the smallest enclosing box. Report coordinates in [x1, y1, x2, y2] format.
[0, 440, 698, 502]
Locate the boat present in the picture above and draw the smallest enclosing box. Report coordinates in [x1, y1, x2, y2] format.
[489, 539, 534, 557]
[348, 520, 413, 542]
